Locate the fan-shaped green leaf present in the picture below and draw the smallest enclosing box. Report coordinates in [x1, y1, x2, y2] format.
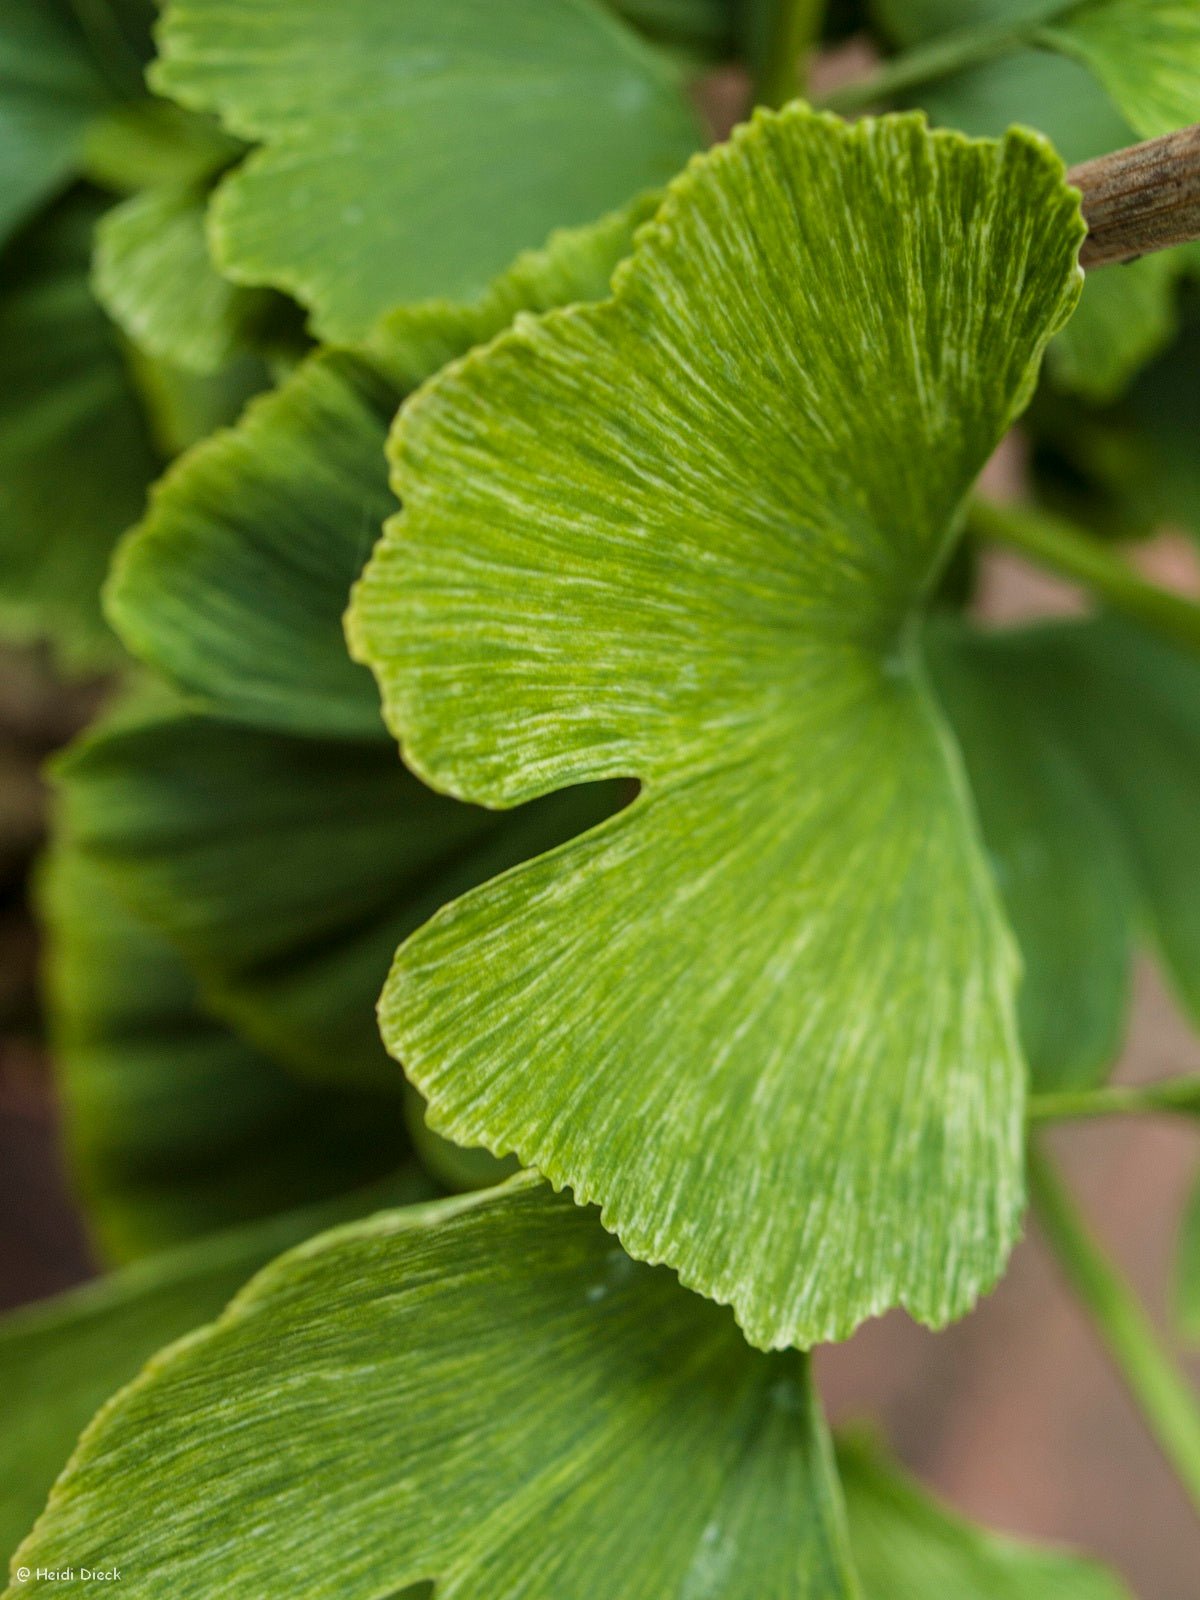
[839, 1434, 1130, 1598]
[4, 1178, 856, 1600]
[53, 697, 623, 1088]
[40, 843, 411, 1261]
[0, 1173, 427, 1569]
[349, 107, 1084, 1348]
[150, 0, 703, 341]
[92, 181, 275, 374]
[0, 193, 159, 667]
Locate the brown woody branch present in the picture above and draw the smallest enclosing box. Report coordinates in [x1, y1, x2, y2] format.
[1071, 122, 1200, 269]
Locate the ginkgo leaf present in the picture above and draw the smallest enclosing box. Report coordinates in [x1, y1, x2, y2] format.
[365, 193, 659, 394]
[108, 353, 398, 738]
[349, 106, 1085, 1348]
[931, 613, 1200, 1091]
[0, 0, 108, 247]
[0, 192, 159, 667]
[92, 180, 276, 374]
[838, 1434, 1130, 1598]
[875, 0, 1200, 141]
[928, 617, 1135, 1092]
[4, 1177, 857, 1600]
[872, 29, 1183, 399]
[1037, 0, 1200, 140]
[40, 842, 412, 1261]
[106, 204, 655, 738]
[150, 0, 703, 341]
[0, 1173, 428, 1569]
[53, 695, 623, 1088]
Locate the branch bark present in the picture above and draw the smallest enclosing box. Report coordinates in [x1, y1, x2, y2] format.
[1071, 122, 1200, 269]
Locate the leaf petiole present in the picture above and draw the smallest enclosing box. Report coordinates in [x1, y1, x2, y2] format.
[1028, 1143, 1200, 1519]
[1028, 1076, 1200, 1124]
[967, 497, 1200, 657]
[756, 0, 827, 109]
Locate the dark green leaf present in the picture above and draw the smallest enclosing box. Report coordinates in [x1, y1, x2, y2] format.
[40, 842, 412, 1261]
[0, 192, 159, 667]
[53, 696, 624, 1088]
[0, 1, 108, 247]
[930, 615, 1200, 1091]
[151, 0, 703, 340]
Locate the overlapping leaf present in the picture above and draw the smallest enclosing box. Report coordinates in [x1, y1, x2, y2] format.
[53, 695, 623, 1088]
[107, 353, 398, 736]
[931, 613, 1200, 1096]
[105, 202, 656, 735]
[40, 843, 411, 1260]
[349, 107, 1085, 1348]
[151, 0, 703, 340]
[1037, 0, 1200, 139]
[0, 1173, 428, 1568]
[3, 1178, 857, 1600]
[92, 181, 275, 373]
[0, 193, 159, 666]
[0, 0, 109, 246]
[875, 0, 1200, 140]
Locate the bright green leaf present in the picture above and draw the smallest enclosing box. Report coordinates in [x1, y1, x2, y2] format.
[93, 181, 275, 374]
[40, 842, 412, 1261]
[151, 0, 703, 340]
[839, 1434, 1130, 1598]
[0, 192, 159, 668]
[881, 39, 1182, 399]
[349, 107, 1085, 1348]
[53, 696, 624, 1088]
[0, 1173, 428, 1569]
[4, 1178, 856, 1600]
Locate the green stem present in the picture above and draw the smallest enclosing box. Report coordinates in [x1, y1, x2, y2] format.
[756, 0, 826, 109]
[818, 19, 1024, 115]
[1028, 1143, 1200, 1518]
[968, 498, 1200, 656]
[1029, 1075, 1200, 1124]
